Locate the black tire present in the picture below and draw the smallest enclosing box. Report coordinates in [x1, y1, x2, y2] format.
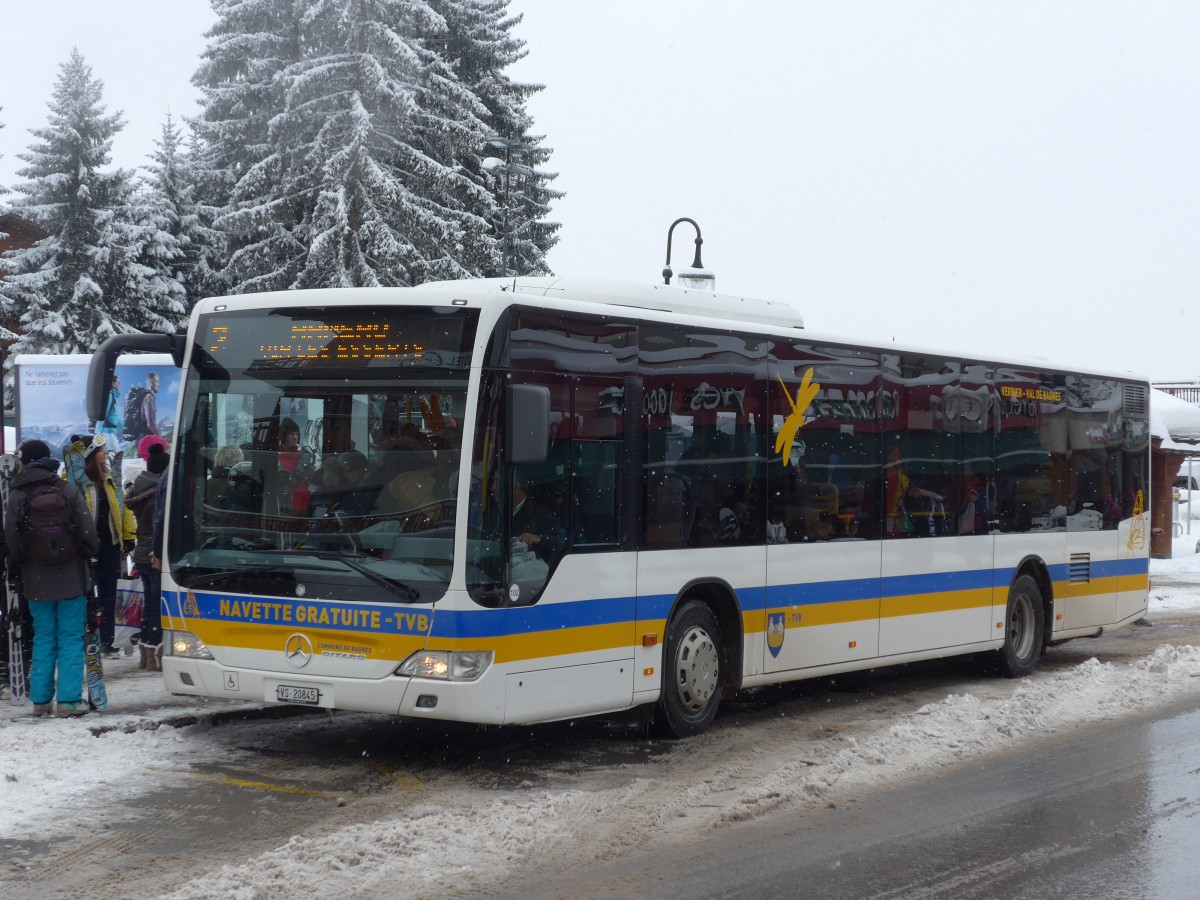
[996, 573, 1044, 678]
[654, 599, 723, 738]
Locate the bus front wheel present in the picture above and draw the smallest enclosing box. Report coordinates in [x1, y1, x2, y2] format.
[997, 574, 1044, 678]
[655, 599, 723, 738]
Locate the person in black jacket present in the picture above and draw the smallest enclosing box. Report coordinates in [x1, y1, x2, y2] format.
[127, 440, 168, 670]
[510, 480, 564, 563]
[2, 440, 99, 717]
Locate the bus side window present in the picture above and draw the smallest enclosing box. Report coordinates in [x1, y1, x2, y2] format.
[644, 467, 694, 549]
[573, 442, 620, 547]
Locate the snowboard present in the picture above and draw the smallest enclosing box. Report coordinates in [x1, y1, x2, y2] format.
[0, 453, 30, 705]
[84, 592, 108, 710]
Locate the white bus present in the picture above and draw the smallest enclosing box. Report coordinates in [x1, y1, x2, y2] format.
[88, 278, 1151, 736]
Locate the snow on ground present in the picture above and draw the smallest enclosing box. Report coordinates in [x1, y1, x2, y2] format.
[3, 532, 1200, 896]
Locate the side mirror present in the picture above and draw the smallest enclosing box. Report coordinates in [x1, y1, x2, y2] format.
[507, 384, 550, 465]
[87, 333, 186, 421]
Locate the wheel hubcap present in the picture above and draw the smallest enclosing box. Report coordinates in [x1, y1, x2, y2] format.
[674, 625, 719, 713]
[1009, 593, 1034, 660]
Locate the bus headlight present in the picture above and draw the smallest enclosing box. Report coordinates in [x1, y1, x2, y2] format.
[396, 650, 493, 681]
[170, 630, 214, 660]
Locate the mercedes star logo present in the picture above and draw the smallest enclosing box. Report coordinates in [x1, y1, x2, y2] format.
[284, 633, 313, 669]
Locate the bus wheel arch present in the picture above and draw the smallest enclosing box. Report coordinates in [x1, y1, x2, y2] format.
[997, 564, 1049, 678]
[654, 581, 742, 738]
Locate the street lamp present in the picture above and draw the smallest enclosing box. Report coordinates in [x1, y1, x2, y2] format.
[483, 137, 533, 277]
[662, 217, 715, 291]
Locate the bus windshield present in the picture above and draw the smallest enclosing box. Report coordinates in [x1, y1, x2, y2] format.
[167, 304, 478, 604]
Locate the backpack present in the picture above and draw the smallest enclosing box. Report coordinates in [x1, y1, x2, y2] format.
[123, 386, 149, 440]
[21, 482, 79, 565]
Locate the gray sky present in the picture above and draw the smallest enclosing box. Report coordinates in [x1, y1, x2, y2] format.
[2, 1, 1197, 381]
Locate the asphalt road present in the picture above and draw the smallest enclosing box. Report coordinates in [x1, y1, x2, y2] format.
[8, 604, 1200, 899]
[503, 694, 1200, 899]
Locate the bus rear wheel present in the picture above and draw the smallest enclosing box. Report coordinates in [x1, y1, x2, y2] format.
[997, 574, 1044, 678]
[654, 599, 723, 738]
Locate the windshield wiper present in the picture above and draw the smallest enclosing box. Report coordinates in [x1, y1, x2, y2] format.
[174, 556, 358, 588]
[175, 552, 422, 601]
[174, 565, 294, 588]
[306, 552, 421, 601]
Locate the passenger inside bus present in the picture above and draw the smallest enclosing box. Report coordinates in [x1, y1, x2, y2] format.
[643, 467, 694, 549]
[206, 444, 244, 508]
[376, 452, 451, 529]
[308, 450, 373, 522]
[957, 478, 988, 535]
[717, 494, 752, 543]
[884, 446, 946, 537]
[274, 417, 315, 517]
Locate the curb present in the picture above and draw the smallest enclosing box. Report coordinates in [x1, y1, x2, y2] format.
[87, 701, 328, 735]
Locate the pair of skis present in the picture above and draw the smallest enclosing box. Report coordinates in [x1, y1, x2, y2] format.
[1, 453, 29, 705]
[0, 445, 108, 710]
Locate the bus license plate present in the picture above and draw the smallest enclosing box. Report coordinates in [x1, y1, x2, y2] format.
[276, 684, 320, 705]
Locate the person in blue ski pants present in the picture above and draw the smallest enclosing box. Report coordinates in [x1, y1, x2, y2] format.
[2, 440, 99, 717]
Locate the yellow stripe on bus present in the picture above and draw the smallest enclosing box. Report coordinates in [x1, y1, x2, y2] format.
[429, 622, 637, 664]
[170, 572, 1150, 668]
[178, 618, 427, 658]
[1053, 574, 1139, 599]
[881, 587, 993, 619]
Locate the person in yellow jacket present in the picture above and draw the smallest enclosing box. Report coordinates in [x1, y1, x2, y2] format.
[77, 436, 137, 658]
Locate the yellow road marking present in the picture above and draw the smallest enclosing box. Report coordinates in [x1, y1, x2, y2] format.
[180, 769, 337, 798]
[372, 762, 424, 790]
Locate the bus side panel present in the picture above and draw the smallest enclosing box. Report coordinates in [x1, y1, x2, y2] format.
[879, 535, 997, 657]
[994, 531, 1065, 631]
[634, 545, 765, 696]
[440, 555, 637, 669]
[394, 586, 635, 727]
[763, 541, 881, 672]
[493, 553, 639, 722]
[1115, 513, 1151, 622]
[1058, 530, 1119, 631]
[504, 660, 635, 724]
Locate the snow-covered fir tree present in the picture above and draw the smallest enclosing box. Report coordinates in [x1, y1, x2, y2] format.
[107, 185, 189, 335]
[193, 0, 557, 291]
[0, 49, 143, 355]
[431, 0, 560, 277]
[142, 114, 227, 307]
[0, 108, 18, 355]
[288, 0, 503, 288]
[0, 106, 9, 204]
[190, 0, 305, 293]
[179, 128, 236, 301]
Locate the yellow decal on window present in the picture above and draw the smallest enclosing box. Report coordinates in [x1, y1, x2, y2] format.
[775, 368, 821, 467]
[1127, 490, 1146, 552]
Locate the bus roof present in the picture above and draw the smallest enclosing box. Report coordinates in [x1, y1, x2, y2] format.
[193, 277, 804, 332]
[190, 278, 1147, 384]
[419, 276, 807, 331]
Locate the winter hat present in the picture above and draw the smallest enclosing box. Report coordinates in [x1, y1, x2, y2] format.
[146, 443, 169, 475]
[138, 434, 168, 462]
[17, 439, 52, 465]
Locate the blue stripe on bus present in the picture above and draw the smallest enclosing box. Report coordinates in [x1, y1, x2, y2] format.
[164, 554, 1149, 639]
[435, 596, 640, 638]
[1047, 557, 1148, 581]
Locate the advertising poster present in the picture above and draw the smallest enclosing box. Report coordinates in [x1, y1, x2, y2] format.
[14, 353, 173, 650]
[14, 353, 180, 470]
